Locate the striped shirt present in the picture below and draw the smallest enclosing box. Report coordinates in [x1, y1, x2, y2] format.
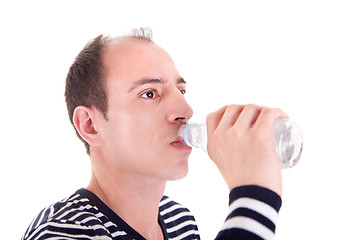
[22, 185, 281, 240]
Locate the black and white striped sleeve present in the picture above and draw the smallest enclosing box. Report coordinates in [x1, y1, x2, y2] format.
[215, 185, 282, 240]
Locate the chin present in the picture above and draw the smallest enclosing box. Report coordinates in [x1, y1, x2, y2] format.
[155, 148, 191, 180]
[174, 167, 189, 180]
[166, 161, 189, 181]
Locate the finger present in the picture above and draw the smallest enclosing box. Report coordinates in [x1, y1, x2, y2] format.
[206, 105, 228, 134]
[218, 104, 245, 130]
[234, 104, 263, 129]
[254, 108, 289, 130]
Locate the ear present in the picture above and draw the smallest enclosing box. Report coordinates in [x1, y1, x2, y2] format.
[72, 106, 103, 147]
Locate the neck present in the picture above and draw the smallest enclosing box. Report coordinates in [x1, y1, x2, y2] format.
[87, 156, 166, 240]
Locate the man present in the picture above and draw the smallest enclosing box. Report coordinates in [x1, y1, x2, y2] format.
[22, 28, 287, 240]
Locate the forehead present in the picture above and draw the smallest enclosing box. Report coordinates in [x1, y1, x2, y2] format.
[102, 38, 176, 78]
[101, 38, 182, 102]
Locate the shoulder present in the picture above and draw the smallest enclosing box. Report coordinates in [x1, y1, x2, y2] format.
[22, 189, 112, 240]
[159, 195, 195, 221]
[159, 196, 200, 239]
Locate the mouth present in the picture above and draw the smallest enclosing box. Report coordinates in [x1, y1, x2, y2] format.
[170, 137, 192, 150]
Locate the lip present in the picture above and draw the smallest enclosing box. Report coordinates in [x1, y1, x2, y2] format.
[170, 138, 192, 150]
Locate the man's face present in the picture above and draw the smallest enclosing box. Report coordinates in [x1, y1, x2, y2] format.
[94, 39, 193, 181]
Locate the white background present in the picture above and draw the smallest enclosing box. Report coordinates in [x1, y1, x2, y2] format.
[1, 0, 359, 239]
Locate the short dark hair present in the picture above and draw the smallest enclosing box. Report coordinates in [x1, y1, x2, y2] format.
[65, 28, 153, 154]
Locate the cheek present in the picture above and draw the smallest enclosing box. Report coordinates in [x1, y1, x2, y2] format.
[107, 110, 163, 151]
[102, 110, 190, 179]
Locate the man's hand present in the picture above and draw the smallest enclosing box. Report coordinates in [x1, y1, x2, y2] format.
[206, 104, 288, 196]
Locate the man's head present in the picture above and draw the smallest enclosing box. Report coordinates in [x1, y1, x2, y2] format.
[65, 28, 193, 180]
[65, 28, 153, 154]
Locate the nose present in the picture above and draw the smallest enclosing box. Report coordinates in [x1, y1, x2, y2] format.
[167, 90, 193, 124]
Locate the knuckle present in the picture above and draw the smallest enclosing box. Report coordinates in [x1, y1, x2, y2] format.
[262, 107, 286, 118]
[226, 104, 237, 112]
[245, 103, 258, 110]
[274, 108, 286, 116]
[262, 107, 273, 115]
[247, 103, 257, 108]
[206, 112, 214, 123]
[228, 104, 243, 110]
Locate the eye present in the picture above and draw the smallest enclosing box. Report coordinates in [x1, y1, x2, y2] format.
[180, 89, 186, 95]
[140, 89, 158, 99]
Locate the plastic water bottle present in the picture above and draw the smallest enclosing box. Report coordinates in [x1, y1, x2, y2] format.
[179, 119, 303, 169]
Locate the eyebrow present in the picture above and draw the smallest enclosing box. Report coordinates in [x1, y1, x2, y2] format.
[128, 77, 186, 93]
